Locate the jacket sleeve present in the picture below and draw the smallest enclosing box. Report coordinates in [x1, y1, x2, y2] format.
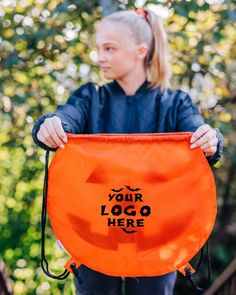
[32, 83, 92, 151]
[176, 92, 223, 166]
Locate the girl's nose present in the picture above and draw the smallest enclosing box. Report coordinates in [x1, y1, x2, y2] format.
[98, 52, 107, 63]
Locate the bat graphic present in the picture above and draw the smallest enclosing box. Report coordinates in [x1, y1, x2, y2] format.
[121, 228, 137, 234]
[125, 185, 142, 192]
[110, 188, 125, 192]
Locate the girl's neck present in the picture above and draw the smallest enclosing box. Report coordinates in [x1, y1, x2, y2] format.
[115, 73, 147, 96]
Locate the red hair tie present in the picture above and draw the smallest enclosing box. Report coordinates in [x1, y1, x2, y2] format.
[136, 9, 148, 21]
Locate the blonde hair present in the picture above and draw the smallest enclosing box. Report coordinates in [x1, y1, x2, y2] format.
[97, 9, 171, 92]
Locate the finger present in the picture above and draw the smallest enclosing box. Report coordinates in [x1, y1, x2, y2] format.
[203, 146, 217, 157]
[199, 137, 218, 151]
[190, 130, 216, 149]
[45, 119, 65, 148]
[52, 116, 67, 143]
[40, 126, 59, 147]
[38, 130, 57, 148]
[190, 124, 212, 143]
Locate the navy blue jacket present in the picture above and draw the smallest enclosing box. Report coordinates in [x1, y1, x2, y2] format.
[32, 79, 223, 165]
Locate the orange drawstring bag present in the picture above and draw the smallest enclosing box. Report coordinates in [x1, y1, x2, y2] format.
[41, 132, 216, 291]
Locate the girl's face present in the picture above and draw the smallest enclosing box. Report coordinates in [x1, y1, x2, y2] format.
[95, 22, 146, 81]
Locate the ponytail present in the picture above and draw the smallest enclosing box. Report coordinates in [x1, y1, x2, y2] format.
[145, 9, 171, 91]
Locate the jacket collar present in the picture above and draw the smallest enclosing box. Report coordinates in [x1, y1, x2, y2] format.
[111, 79, 150, 96]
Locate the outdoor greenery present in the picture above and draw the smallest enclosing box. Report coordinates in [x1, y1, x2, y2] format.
[0, 0, 235, 294]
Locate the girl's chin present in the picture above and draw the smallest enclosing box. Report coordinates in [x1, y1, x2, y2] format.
[103, 72, 116, 79]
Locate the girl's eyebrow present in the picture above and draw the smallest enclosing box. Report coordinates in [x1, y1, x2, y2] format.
[95, 42, 118, 47]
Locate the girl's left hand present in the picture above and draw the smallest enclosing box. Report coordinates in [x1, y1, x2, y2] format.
[190, 124, 218, 157]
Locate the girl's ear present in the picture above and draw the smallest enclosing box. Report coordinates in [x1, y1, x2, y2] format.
[137, 43, 149, 60]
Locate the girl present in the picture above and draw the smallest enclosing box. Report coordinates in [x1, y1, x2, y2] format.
[32, 8, 223, 295]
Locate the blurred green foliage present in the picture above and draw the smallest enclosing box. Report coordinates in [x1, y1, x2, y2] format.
[0, 0, 235, 294]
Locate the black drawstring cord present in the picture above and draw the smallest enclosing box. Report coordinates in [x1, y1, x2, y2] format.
[70, 263, 83, 284]
[184, 240, 212, 294]
[41, 149, 70, 280]
[41, 149, 83, 283]
[195, 247, 204, 273]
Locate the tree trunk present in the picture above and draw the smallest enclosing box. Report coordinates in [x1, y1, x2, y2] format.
[0, 258, 13, 295]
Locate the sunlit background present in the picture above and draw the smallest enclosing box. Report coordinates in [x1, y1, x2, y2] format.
[0, 0, 235, 294]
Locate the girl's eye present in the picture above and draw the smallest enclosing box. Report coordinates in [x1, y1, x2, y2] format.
[106, 47, 113, 52]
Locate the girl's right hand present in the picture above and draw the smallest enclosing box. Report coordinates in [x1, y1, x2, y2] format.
[37, 116, 68, 149]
